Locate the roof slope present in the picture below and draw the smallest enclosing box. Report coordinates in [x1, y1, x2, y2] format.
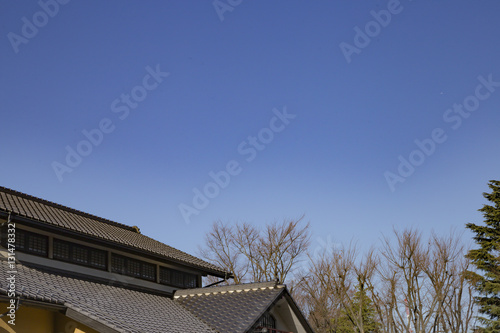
[0, 186, 225, 275]
[174, 282, 284, 333]
[0, 260, 216, 333]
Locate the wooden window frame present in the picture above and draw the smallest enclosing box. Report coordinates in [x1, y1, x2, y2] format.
[159, 266, 197, 288]
[0, 228, 49, 257]
[110, 253, 156, 281]
[53, 238, 107, 270]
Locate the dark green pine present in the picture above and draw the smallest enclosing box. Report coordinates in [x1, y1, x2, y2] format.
[466, 180, 500, 331]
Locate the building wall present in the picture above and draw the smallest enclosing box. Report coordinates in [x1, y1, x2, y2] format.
[270, 298, 308, 333]
[0, 302, 100, 333]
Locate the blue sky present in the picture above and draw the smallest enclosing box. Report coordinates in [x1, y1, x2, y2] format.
[1, 0, 499, 258]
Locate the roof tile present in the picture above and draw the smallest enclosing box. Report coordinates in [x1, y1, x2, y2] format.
[0, 186, 226, 275]
[175, 282, 284, 333]
[0, 262, 215, 333]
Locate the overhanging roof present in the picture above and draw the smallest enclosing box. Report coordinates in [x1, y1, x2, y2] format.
[0, 260, 216, 333]
[0, 186, 227, 276]
[175, 282, 314, 333]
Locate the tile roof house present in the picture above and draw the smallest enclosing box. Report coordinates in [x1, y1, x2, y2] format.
[0, 186, 313, 333]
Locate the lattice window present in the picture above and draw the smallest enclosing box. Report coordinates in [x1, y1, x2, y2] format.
[159, 267, 171, 284]
[111, 253, 156, 281]
[184, 273, 197, 288]
[159, 267, 197, 288]
[73, 245, 88, 264]
[142, 262, 156, 281]
[53, 239, 107, 270]
[6, 229, 48, 257]
[111, 254, 126, 274]
[128, 259, 142, 277]
[172, 270, 184, 287]
[53, 240, 70, 260]
[15, 229, 25, 250]
[89, 249, 106, 269]
[255, 312, 276, 330]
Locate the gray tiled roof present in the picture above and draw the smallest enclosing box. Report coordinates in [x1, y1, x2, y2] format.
[0, 186, 226, 275]
[175, 282, 285, 333]
[0, 260, 216, 333]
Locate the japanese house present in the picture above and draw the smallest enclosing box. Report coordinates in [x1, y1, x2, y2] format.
[0, 186, 313, 333]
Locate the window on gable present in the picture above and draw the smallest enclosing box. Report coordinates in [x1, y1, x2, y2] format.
[254, 312, 276, 331]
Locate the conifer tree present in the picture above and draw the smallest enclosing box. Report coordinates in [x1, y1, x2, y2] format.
[466, 180, 500, 331]
[335, 285, 381, 333]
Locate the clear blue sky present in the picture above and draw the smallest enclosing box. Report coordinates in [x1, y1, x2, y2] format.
[1, 0, 499, 258]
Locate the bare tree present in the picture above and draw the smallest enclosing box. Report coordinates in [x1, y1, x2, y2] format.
[432, 235, 476, 333]
[368, 267, 399, 333]
[295, 262, 339, 333]
[199, 220, 246, 284]
[263, 218, 312, 283]
[200, 217, 311, 285]
[299, 228, 477, 333]
[298, 245, 380, 333]
[201, 221, 477, 332]
[375, 228, 476, 333]
[379, 229, 435, 332]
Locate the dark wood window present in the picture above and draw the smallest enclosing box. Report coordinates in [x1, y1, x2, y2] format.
[111, 254, 126, 274]
[159, 266, 171, 285]
[53, 239, 107, 270]
[0, 227, 198, 288]
[110, 253, 156, 281]
[16, 230, 26, 250]
[255, 312, 276, 331]
[159, 267, 197, 288]
[142, 263, 156, 281]
[90, 250, 106, 269]
[128, 259, 141, 277]
[2, 229, 49, 257]
[73, 246, 88, 264]
[53, 239, 70, 260]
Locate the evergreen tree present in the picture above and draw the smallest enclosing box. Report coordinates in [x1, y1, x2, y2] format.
[466, 180, 500, 331]
[334, 285, 381, 333]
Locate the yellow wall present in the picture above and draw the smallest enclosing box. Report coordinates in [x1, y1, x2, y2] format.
[0, 302, 99, 333]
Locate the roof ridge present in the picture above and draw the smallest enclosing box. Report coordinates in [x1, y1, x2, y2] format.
[174, 281, 283, 298]
[0, 185, 137, 232]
